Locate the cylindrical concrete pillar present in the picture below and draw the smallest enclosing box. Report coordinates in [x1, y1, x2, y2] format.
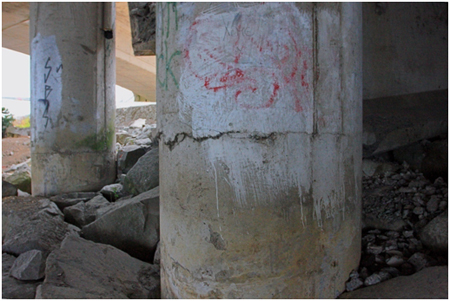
[158, 3, 362, 298]
[30, 3, 116, 196]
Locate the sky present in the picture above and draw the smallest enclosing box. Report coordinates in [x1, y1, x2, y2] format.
[2, 48, 138, 117]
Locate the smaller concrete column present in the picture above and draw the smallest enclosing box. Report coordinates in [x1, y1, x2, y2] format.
[30, 3, 116, 196]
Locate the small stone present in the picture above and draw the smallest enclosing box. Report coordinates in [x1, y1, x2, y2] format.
[438, 201, 447, 211]
[346, 277, 364, 292]
[386, 249, 403, 257]
[9, 250, 46, 280]
[375, 254, 385, 264]
[377, 235, 389, 240]
[349, 269, 359, 279]
[424, 186, 436, 195]
[385, 239, 398, 251]
[385, 231, 400, 239]
[386, 255, 404, 267]
[426, 196, 440, 213]
[408, 238, 423, 251]
[403, 230, 414, 238]
[408, 252, 432, 272]
[364, 271, 391, 286]
[366, 244, 384, 255]
[413, 206, 424, 215]
[367, 229, 381, 234]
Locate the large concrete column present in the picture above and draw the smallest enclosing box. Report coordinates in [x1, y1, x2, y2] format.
[158, 3, 362, 298]
[30, 3, 116, 196]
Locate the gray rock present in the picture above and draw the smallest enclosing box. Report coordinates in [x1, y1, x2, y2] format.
[363, 214, 406, 232]
[419, 209, 448, 253]
[2, 253, 41, 299]
[63, 195, 111, 228]
[63, 201, 86, 228]
[413, 206, 424, 215]
[2, 196, 80, 256]
[2, 181, 17, 197]
[426, 196, 442, 212]
[39, 235, 160, 298]
[386, 255, 404, 267]
[10, 249, 46, 280]
[123, 147, 159, 196]
[100, 183, 127, 202]
[50, 192, 98, 211]
[81, 187, 160, 262]
[345, 277, 364, 292]
[339, 266, 448, 299]
[5, 169, 31, 194]
[362, 160, 400, 177]
[380, 267, 400, 277]
[408, 252, 434, 272]
[117, 144, 148, 175]
[364, 271, 391, 286]
[366, 244, 383, 255]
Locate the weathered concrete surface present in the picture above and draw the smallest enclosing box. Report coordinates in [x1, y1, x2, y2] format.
[30, 3, 116, 196]
[363, 90, 448, 157]
[363, 3, 448, 99]
[158, 3, 362, 298]
[339, 266, 448, 299]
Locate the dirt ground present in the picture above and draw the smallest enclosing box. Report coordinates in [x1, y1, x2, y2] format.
[2, 136, 31, 171]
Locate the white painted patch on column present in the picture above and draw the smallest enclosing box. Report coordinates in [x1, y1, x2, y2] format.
[177, 3, 314, 137]
[31, 33, 63, 148]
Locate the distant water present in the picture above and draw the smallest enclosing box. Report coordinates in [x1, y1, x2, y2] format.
[2, 98, 155, 118]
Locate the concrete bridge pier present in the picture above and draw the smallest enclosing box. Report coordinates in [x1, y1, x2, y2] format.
[30, 3, 116, 196]
[158, 3, 362, 298]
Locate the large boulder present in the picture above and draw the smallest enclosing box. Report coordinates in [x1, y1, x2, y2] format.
[339, 266, 448, 299]
[2, 196, 80, 257]
[419, 209, 448, 253]
[3, 253, 42, 299]
[49, 192, 98, 211]
[81, 187, 160, 263]
[63, 195, 111, 228]
[2, 180, 17, 197]
[5, 170, 31, 194]
[117, 145, 148, 175]
[123, 147, 159, 195]
[37, 235, 160, 298]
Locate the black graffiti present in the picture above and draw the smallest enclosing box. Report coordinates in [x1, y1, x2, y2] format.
[39, 57, 61, 128]
[44, 57, 52, 83]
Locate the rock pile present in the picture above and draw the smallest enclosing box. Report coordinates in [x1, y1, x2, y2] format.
[343, 160, 448, 294]
[2, 121, 161, 298]
[2, 187, 161, 298]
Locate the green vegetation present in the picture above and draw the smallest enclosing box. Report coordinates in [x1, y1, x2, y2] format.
[2, 107, 14, 138]
[15, 116, 31, 128]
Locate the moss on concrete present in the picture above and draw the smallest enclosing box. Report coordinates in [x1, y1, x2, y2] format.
[76, 124, 115, 152]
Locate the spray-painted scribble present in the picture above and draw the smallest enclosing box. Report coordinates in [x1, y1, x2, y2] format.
[38, 57, 63, 128]
[184, 3, 312, 112]
[31, 34, 63, 133]
[157, 3, 181, 90]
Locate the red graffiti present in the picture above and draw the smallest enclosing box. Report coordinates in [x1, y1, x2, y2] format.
[184, 5, 312, 112]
